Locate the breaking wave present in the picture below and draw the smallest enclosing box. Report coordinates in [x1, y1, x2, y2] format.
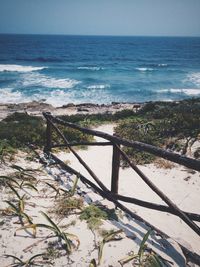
[135, 67, 154, 72]
[78, 66, 104, 71]
[87, 84, 110, 89]
[0, 88, 26, 103]
[21, 73, 80, 89]
[0, 64, 46, 73]
[187, 72, 200, 87]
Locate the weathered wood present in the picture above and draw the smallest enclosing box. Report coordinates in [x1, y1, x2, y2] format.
[43, 112, 200, 172]
[51, 141, 112, 148]
[111, 193, 200, 222]
[115, 144, 200, 236]
[44, 112, 52, 153]
[111, 144, 120, 194]
[45, 116, 109, 193]
[49, 153, 200, 266]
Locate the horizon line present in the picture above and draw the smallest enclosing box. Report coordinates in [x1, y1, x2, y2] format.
[0, 32, 200, 38]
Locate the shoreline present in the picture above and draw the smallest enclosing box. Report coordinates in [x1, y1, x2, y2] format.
[0, 97, 190, 120]
[0, 100, 143, 120]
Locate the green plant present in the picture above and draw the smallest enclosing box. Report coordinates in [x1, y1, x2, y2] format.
[118, 229, 165, 267]
[15, 212, 80, 251]
[5, 198, 32, 226]
[70, 174, 79, 196]
[46, 244, 62, 260]
[52, 196, 84, 218]
[80, 204, 118, 231]
[80, 205, 108, 230]
[115, 98, 200, 164]
[0, 112, 46, 148]
[4, 253, 48, 266]
[89, 259, 97, 267]
[11, 164, 41, 182]
[45, 174, 79, 199]
[0, 140, 16, 164]
[98, 229, 123, 265]
[45, 182, 68, 198]
[0, 175, 18, 188]
[40, 212, 80, 253]
[5, 176, 38, 192]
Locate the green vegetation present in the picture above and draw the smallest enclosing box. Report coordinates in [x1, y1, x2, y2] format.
[80, 204, 118, 230]
[0, 112, 46, 148]
[1, 98, 199, 166]
[58, 109, 136, 126]
[98, 229, 123, 265]
[4, 253, 47, 267]
[53, 196, 84, 218]
[115, 98, 200, 164]
[119, 229, 166, 267]
[0, 112, 93, 161]
[38, 212, 80, 253]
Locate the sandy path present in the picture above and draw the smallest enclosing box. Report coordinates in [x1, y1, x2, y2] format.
[57, 123, 200, 255]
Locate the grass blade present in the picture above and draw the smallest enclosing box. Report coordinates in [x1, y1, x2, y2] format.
[61, 232, 72, 253]
[15, 224, 38, 237]
[26, 253, 45, 264]
[39, 212, 60, 234]
[118, 253, 138, 266]
[70, 174, 79, 196]
[4, 254, 23, 263]
[138, 229, 153, 263]
[5, 200, 19, 214]
[89, 259, 97, 267]
[23, 183, 38, 192]
[6, 182, 21, 200]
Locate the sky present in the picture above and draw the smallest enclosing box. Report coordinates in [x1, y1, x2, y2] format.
[0, 0, 200, 36]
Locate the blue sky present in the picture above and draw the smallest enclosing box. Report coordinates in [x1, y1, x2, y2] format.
[0, 0, 199, 36]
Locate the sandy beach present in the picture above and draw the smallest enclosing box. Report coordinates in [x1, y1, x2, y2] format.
[56, 124, 200, 254]
[0, 141, 197, 267]
[0, 104, 199, 266]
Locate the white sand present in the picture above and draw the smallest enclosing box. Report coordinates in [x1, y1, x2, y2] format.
[0, 125, 200, 266]
[56, 123, 200, 255]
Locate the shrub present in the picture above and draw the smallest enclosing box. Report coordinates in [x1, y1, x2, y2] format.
[0, 112, 46, 148]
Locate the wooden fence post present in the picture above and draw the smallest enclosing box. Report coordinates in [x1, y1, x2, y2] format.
[45, 115, 52, 154]
[111, 144, 120, 194]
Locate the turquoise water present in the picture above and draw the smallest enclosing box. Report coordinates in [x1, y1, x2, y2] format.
[0, 34, 200, 106]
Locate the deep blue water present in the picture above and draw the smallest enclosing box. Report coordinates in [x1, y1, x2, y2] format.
[0, 34, 200, 106]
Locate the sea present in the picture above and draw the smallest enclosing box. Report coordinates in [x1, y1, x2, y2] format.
[0, 34, 200, 107]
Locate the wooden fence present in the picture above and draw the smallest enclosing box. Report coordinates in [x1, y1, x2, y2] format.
[43, 112, 200, 264]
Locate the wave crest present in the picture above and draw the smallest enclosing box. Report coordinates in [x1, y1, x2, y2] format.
[0, 88, 24, 103]
[87, 84, 110, 89]
[187, 72, 200, 87]
[22, 73, 80, 89]
[135, 67, 154, 72]
[0, 64, 46, 73]
[78, 66, 104, 71]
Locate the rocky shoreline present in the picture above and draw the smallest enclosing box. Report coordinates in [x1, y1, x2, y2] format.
[0, 101, 143, 120]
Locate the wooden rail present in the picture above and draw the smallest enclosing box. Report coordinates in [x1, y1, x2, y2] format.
[43, 112, 200, 264]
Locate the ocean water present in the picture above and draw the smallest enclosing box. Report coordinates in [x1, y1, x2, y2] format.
[0, 34, 200, 107]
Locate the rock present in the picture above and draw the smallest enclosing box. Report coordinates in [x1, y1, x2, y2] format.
[61, 103, 75, 108]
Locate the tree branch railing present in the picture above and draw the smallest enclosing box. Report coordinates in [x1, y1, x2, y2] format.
[43, 112, 200, 264]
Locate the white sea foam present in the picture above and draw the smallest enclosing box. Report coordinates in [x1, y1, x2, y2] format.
[159, 88, 200, 96]
[0, 88, 27, 103]
[78, 66, 104, 71]
[158, 63, 168, 67]
[187, 72, 200, 87]
[135, 67, 154, 72]
[22, 73, 80, 89]
[0, 64, 46, 72]
[87, 84, 110, 90]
